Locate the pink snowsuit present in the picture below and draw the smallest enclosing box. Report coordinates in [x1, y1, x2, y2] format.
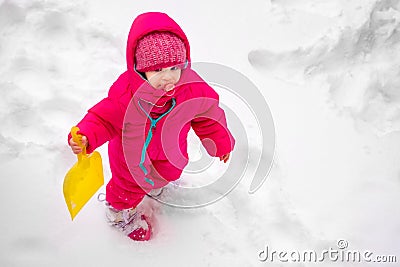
[70, 12, 235, 210]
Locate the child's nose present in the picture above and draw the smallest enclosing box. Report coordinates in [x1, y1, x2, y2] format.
[161, 70, 174, 81]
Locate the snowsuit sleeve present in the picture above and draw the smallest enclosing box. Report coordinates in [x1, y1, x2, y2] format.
[191, 85, 235, 157]
[68, 96, 124, 154]
[75, 98, 121, 153]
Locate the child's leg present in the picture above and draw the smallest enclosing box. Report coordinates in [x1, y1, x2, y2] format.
[152, 160, 182, 184]
[106, 178, 147, 210]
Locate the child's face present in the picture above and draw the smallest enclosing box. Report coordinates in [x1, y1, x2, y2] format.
[145, 66, 182, 92]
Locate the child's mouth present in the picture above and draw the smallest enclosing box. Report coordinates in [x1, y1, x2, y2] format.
[162, 83, 175, 92]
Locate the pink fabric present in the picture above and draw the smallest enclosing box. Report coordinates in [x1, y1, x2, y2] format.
[69, 12, 235, 210]
[135, 31, 186, 72]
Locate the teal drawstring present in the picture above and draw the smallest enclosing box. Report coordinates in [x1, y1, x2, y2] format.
[138, 98, 176, 186]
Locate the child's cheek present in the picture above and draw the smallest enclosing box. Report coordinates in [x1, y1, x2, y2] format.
[149, 78, 159, 89]
[146, 74, 160, 89]
[173, 70, 182, 83]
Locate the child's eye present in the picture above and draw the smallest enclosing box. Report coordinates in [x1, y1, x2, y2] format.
[171, 66, 180, 71]
[154, 68, 162, 72]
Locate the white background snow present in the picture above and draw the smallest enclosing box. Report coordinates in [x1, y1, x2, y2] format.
[1, 0, 399, 266]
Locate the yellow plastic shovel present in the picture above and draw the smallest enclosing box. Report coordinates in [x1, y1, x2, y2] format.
[63, 126, 104, 220]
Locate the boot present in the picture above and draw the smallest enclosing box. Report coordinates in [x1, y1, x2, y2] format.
[105, 203, 152, 241]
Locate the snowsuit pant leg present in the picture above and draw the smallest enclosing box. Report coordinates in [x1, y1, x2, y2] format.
[105, 177, 147, 210]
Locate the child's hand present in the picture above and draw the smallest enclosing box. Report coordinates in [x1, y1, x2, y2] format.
[69, 136, 88, 154]
[219, 153, 230, 163]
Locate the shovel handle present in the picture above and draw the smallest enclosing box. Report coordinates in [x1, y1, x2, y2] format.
[71, 126, 87, 160]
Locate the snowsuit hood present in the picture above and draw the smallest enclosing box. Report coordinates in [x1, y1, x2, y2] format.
[127, 12, 190, 72]
[127, 12, 190, 70]
[126, 12, 191, 98]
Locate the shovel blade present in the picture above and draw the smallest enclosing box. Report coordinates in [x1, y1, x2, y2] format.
[63, 151, 104, 220]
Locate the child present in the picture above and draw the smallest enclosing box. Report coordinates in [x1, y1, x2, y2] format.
[68, 12, 235, 241]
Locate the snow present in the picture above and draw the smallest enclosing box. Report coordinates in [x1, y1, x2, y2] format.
[1, 0, 399, 266]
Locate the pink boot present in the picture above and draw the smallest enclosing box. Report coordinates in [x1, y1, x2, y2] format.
[105, 203, 152, 241]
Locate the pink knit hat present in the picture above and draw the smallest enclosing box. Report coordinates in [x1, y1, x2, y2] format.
[135, 31, 187, 72]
